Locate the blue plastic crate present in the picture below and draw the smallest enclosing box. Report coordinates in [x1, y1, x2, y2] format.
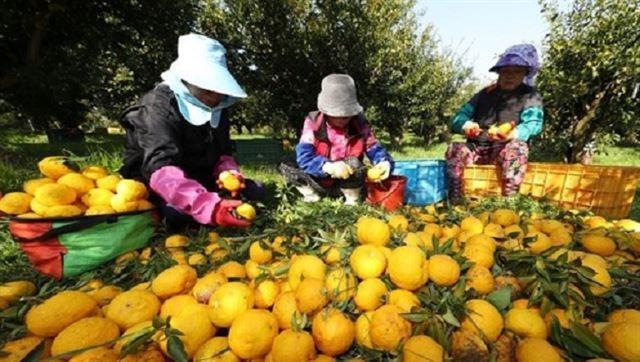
[393, 160, 447, 205]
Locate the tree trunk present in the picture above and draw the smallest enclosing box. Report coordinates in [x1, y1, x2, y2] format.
[568, 88, 607, 163]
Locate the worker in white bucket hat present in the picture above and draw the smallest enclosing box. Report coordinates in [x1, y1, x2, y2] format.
[120, 33, 264, 230]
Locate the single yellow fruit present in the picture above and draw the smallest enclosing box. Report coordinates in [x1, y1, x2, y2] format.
[254, 279, 280, 309]
[191, 272, 227, 304]
[367, 165, 385, 181]
[38, 156, 73, 180]
[355, 311, 374, 348]
[106, 290, 160, 330]
[402, 335, 444, 362]
[608, 309, 640, 324]
[236, 203, 256, 220]
[0, 336, 45, 361]
[80, 188, 114, 207]
[369, 304, 412, 351]
[615, 219, 640, 232]
[16, 212, 41, 219]
[43, 205, 83, 218]
[544, 308, 571, 334]
[515, 337, 563, 362]
[81, 166, 109, 180]
[466, 234, 497, 253]
[387, 289, 420, 313]
[23, 177, 55, 196]
[524, 232, 552, 254]
[208, 282, 254, 328]
[96, 174, 122, 192]
[137, 199, 154, 210]
[354, 278, 388, 311]
[218, 260, 247, 279]
[450, 329, 489, 361]
[110, 193, 139, 212]
[0, 281, 36, 302]
[57, 173, 94, 196]
[441, 224, 461, 240]
[324, 268, 357, 302]
[581, 233, 617, 256]
[357, 216, 391, 246]
[272, 291, 301, 330]
[428, 254, 461, 287]
[461, 299, 504, 342]
[321, 244, 342, 264]
[86, 285, 122, 306]
[119, 348, 165, 362]
[51, 317, 120, 357]
[461, 216, 484, 235]
[250, 241, 273, 264]
[228, 309, 278, 359]
[584, 215, 610, 229]
[68, 346, 118, 362]
[423, 223, 442, 238]
[504, 307, 547, 339]
[219, 171, 242, 191]
[312, 308, 355, 357]
[194, 337, 241, 362]
[601, 322, 640, 362]
[581, 255, 612, 296]
[25, 291, 97, 337]
[159, 294, 198, 319]
[271, 329, 317, 362]
[466, 265, 495, 295]
[0, 192, 32, 215]
[188, 253, 207, 266]
[462, 244, 495, 268]
[483, 223, 505, 238]
[388, 246, 428, 290]
[113, 321, 154, 354]
[151, 264, 197, 299]
[165, 234, 189, 248]
[388, 214, 409, 231]
[492, 209, 519, 226]
[350, 245, 387, 279]
[288, 255, 326, 290]
[295, 278, 328, 314]
[549, 228, 572, 246]
[116, 179, 147, 201]
[85, 205, 115, 215]
[160, 304, 216, 359]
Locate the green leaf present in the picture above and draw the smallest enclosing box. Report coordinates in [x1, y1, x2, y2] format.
[569, 321, 606, 355]
[486, 286, 512, 312]
[21, 340, 45, 362]
[167, 335, 189, 362]
[442, 308, 460, 327]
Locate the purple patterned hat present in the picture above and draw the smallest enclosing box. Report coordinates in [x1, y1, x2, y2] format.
[490, 44, 540, 85]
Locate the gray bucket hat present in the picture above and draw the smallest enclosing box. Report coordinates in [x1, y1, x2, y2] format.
[317, 74, 363, 117]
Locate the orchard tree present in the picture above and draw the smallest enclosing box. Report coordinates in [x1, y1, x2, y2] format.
[0, 0, 197, 133]
[199, 0, 469, 142]
[537, 0, 640, 163]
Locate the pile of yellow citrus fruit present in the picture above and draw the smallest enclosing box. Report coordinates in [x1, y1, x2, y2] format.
[0, 156, 153, 218]
[1, 201, 639, 361]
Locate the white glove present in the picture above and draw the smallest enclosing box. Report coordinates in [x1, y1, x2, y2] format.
[322, 161, 353, 179]
[374, 160, 391, 180]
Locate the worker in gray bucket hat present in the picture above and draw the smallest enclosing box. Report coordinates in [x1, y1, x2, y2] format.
[279, 74, 394, 205]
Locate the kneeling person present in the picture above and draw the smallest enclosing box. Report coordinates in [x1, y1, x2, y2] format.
[281, 74, 394, 205]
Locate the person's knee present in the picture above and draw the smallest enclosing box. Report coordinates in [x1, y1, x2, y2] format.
[446, 142, 470, 159]
[506, 139, 529, 153]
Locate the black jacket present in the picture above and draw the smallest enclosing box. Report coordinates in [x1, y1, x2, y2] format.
[119, 84, 234, 188]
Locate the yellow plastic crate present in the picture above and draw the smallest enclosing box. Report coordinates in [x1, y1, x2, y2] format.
[463, 163, 640, 219]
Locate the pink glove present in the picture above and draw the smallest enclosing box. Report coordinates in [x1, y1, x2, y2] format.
[150, 166, 221, 225]
[212, 199, 251, 228]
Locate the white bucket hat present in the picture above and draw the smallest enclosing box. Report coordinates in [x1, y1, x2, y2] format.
[317, 74, 363, 117]
[164, 33, 246, 98]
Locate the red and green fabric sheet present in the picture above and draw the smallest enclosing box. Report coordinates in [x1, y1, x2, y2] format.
[8, 211, 156, 279]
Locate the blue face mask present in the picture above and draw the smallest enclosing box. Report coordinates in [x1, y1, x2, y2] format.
[160, 70, 237, 128]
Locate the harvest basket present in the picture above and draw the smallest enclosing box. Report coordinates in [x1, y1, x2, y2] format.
[393, 160, 447, 205]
